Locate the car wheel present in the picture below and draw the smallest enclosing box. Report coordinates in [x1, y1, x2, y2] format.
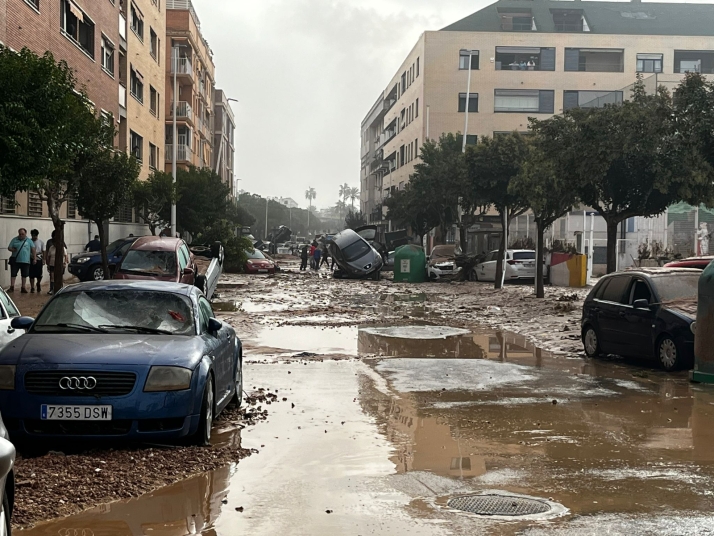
[658, 335, 683, 372]
[91, 266, 105, 281]
[193, 374, 214, 446]
[583, 325, 602, 357]
[372, 270, 381, 281]
[0, 491, 11, 536]
[195, 275, 207, 294]
[231, 353, 243, 408]
[470, 269, 479, 282]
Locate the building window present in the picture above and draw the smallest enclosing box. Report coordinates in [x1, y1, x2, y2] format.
[415, 98, 419, 118]
[150, 86, 158, 116]
[114, 202, 133, 223]
[459, 51, 479, 70]
[564, 48, 624, 73]
[150, 28, 158, 60]
[130, 130, 143, 161]
[499, 10, 535, 31]
[0, 196, 16, 214]
[552, 10, 590, 32]
[24, 0, 40, 11]
[61, 0, 95, 58]
[67, 192, 77, 219]
[28, 191, 43, 217]
[674, 50, 714, 74]
[458, 93, 479, 113]
[466, 135, 478, 145]
[130, 68, 144, 103]
[494, 89, 554, 114]
[636, 54, 663, 73]
[130, 2, 144, 40]
[563, 90, 623, 111]
[101, 36, 115, 76]
[495, 47, 556, 71]
[416, 57, 420, 77]
[149, 143, 158, 169]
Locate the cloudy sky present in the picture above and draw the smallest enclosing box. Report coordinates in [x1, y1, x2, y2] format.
[192, 0, 479, 209]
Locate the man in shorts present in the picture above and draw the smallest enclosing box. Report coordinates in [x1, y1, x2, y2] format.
[7, 228, 36, 293]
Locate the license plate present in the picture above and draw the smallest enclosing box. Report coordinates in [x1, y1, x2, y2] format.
[41, 405, 112, 421]
[258, 269, 268, 273]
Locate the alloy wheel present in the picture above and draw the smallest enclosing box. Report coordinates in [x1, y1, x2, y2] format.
[92, 267, 105, 281]
[584, 328, 599, 357]
[659, 338, 678, 370]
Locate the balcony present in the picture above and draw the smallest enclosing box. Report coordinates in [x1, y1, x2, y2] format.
[169, 101, 194, 124]
[171, 57, 194, 81]
[165, 144, 192, 163]
[119, 85, 127, 118]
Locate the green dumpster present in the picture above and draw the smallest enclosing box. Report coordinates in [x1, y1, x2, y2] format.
[693, 261, 714, 384]
[393, 245, 427, 283]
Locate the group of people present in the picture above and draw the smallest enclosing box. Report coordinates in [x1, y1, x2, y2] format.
[509, 59, 536, 71]
[7, 228, 69, 295]
[300, 242, 335, 271]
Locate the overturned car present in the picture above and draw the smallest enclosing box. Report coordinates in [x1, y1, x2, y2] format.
[328, 229, 383, 280]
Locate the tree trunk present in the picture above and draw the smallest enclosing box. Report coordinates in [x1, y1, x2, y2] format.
[495, 209, 508, 290]
[606, 218, 619, 274]
[97, 220, 110, 280]
[535, 220, 545, 299]
[47, 192, 66, 292]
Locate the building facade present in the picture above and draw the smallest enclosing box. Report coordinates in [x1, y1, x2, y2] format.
[213, 88, 236, 199]
[361, 0, 714, 237]
[164, 0, 215, 172]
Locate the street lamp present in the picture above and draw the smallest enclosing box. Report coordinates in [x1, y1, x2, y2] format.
[171, 42, 189, 238]
[461, 49, 478, 154]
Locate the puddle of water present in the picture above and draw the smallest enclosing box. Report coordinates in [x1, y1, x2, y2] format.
[246, 325, 359, 355]
[214, 299, 300, 313]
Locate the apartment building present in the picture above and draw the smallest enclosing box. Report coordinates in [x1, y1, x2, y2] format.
[361, 0, 714, 231]
[213, 88, 236, 199]
[164, 0, 215, 172]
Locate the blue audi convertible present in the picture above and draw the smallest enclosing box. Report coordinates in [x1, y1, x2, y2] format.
[0, 281, 243, 445]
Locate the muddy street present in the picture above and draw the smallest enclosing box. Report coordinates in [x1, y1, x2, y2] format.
[18, 267, 714, 535]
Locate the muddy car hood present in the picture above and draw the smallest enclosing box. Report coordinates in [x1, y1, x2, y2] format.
[429, 255, 456, 267]
[0, 334, 206, 368]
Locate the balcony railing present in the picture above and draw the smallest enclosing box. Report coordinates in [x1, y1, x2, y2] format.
[171, 57, 193, 78]
[170, 101, 194, 123]
[165, 144, 192, 162]
[501, 23, 534, 31]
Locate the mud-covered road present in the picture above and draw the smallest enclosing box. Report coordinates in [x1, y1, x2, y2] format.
[17, 262, 714, 535]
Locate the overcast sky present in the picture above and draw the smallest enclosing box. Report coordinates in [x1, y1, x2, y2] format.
[192, 0, 706, 210]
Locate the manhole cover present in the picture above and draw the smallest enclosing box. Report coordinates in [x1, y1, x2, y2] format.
[447, 494, 552, 517]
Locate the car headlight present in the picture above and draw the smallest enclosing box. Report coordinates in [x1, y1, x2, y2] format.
[0, 366, 16, 390]
[74, 257, 90, 264]
[144, 366, 192, 392]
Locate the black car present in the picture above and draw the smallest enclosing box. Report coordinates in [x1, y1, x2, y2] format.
[581, 268, 699, 371]
[69, 237, 139, 282]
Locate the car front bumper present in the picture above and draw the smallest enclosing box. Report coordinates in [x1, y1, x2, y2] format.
[429, 265, 461, 280]
[68, 263, 92, 280]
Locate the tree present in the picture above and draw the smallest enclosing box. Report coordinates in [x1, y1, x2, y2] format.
[345, 210, 366, 230]
[305, 187, 316, 232]
[335, 200, 347, 219]
[385, 186, 439, 246]
[0, 47, 114, 291]
[133, 171, 176, 235]
[348, 187, 360, 211]
[533, 80, 686, 273]
[338, 183, 350, 205]
[176, 166, 232, 238]
[239, 193, 320, 239]
[510, 138, 577, 298]
[466, 133, 530, 288]
[76, 150, 141, 279]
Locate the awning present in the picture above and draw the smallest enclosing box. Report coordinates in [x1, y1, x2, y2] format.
[68, 0, 84, 22]
[637, 53, 663, 60]
[496, 47, 541, 54]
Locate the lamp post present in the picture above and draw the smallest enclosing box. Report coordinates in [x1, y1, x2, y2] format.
[265, 197, 269, 241]
[171, 42, 188, 237]
[461, 49, 478, 154]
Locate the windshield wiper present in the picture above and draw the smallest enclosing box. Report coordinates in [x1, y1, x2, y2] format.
[39, 323, 109, 333]
[98, 325, 172, 335]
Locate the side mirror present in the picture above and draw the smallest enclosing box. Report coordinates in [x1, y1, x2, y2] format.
[207, 317, 222, 334]
[633, 299, 651, 309]
[183, 267, 195, 277]
[11, 316, 34, 331]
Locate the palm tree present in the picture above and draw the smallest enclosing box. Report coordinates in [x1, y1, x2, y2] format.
[305, 187, 316, 233]
[348, 187, 360, 211]
[338, 183, 350, 204]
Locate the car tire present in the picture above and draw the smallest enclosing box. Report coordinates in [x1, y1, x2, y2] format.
[192, 374, 214, 446]
[91, 266, 105, 281]
[372, 270, 381, 281]
[195, 275, 207, 294]
[657, 335, 684, 372]
[230, 354, 243, 408]
[1, 490, 11, 536]
[470, 269, 479, 282]
[582, 325, 602, 358]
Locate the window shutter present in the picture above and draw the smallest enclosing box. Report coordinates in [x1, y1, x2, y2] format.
[564, 49, 580, 71]
[563, 91, 579, 111]
[538, 90, 555, 114]
[540, 48, 556, 71]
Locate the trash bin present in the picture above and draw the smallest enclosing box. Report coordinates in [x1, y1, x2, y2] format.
[693, 262, 714, 384]
[393, 245, 427, 283]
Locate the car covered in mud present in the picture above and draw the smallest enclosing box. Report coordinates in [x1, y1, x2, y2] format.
[244, 248, 277, 274]
[581, 268, 699, 371]
[472, 249, 540, 282]
[427, 245, 461, 281]
[328, 228, 383, 280]
[0, 281, 242, 445]
[114, 237, 197, 286]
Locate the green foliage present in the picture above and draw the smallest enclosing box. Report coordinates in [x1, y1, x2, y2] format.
[239, 192, 322, 239]
[133, 171, 176, 235]
[193, 219, 253, 273]
[344, 210, 366, 230]
[385, 187, 439, 243]
[176, 166, 233, 237]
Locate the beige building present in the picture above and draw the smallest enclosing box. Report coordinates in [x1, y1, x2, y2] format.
[361, 0, 714, 231]
[213, 89, 237, 199]
[164, 0, 216, 172]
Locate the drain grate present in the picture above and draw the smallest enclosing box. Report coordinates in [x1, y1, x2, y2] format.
[447, 494, 552, 517]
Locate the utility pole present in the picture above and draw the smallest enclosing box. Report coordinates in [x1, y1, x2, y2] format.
[265, 197, 269, 240]
[461, 49, 478, 154]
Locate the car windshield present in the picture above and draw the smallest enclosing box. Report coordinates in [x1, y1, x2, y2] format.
[651, 274, 700, 303]
[342, 239, 371, 262]
[32, 290, 195, 335]
[106, 238, 127, 253]
[513, 251, 536, 260]
[120, 250, 177, 275]
[246, 249, 266, 260]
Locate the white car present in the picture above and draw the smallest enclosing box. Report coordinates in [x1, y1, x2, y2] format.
[472, 249, 541, 282]
[0, 288, 22, 351]
[428, 245, 462, 281]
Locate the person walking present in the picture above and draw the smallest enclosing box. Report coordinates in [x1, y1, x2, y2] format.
[7, 228, 35, 293]
[85, 235, 101, 252]
[29, 229, 45, 293]
[320, 244, 331, 269]
[309, 243, 317, 270]
[45, 230, 68, 295]
[300, 244, 309, 271]
[313, 245, 322, 270]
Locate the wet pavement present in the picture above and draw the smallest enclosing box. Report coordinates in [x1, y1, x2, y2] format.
[18, 270, 714, 535]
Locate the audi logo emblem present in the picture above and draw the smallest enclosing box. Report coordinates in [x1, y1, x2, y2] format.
[59, 376, 97, 390]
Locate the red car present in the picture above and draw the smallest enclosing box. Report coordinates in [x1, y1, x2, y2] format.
[245, 249, 276, 274]
[664, 256, 714, 270]
[114, 237, 197, 284]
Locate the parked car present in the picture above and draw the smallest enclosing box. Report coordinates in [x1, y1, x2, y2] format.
[664, 256, 714, 270]
[328, 228, 383, 280]
[244, 249, 277, 274]
[382, 251, 395, 272]
[427, 245, 461, 281]
[581, 268, 700, 371]
[472, 250, 540, 282]
[69, 236, 139, 281]
[0, 288, 22, 352]
[0, 412, 14, 534]
[114, 237, 197, 285]
[0, 281, 243, 444]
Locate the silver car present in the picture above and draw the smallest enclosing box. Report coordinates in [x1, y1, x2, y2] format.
[0, 413, 14, 535]
[328, 229, 383, 279]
